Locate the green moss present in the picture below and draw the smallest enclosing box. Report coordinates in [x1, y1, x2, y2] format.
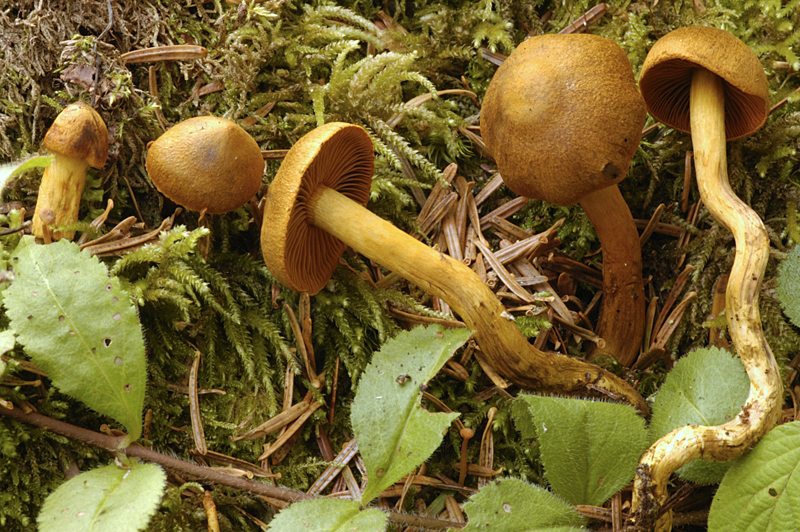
[0, 0, 798, 529]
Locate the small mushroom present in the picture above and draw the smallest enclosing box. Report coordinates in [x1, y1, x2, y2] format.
[32, 102, 109, 241]
[479, 34, 647, 367]
[146, 116, 264, 215]
[630, 27, 780, 530]
[261, 122, 648, 413]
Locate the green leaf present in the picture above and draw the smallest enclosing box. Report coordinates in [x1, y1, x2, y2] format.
[455, 478, 586, 532]
[512, 395, 648, 506]
[267, 499, 387, 532]
[4, 237, 147, 441]
[37, 462, 166, 532]
[352, 325, 471, 503]
[649, 347, 750, 484]
[0, 155, 52, 199]
[777, 245, 800, 328]
[708, 421, 800, 531]
[0, 329, 15, 377]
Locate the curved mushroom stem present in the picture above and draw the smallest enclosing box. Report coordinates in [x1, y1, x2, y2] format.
[627, 69, 782, 532]
[308, 185, 648, 414]
[32, 154, 89, 241]
[579, 185, 645, 367]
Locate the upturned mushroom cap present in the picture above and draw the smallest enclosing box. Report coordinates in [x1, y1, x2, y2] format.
[146, 116, 264, 214]
[43, 102, 109, 169]
[480, 34, 646, 206]
[639, 27, 770, 141]
[261, 122, 374, 294]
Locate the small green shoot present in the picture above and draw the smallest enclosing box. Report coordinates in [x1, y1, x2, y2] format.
[267, 499, 387, 532]
[0, 155, 53, 199]
[37, 461, 166, 532]
[4, 237, 147, 442]
[353, 324, 470, 503]
[454, 478, 586, 532]
[512, 395, 648, 506]
[709, 421, 800, 531]
[649, 347, 750, 484]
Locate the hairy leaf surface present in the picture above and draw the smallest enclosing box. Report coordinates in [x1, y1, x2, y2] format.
[650, 347, 750, 483]
[778, 245, 800, 328]
[37, 462, 166, 532]
[709, 421, 800, 531]
[5, 237, 146, 441]
[353, 325, 470, 503]
[268, 499, 387, 532]
[513, 395, 647, 506]
[455, 477, 586, 532]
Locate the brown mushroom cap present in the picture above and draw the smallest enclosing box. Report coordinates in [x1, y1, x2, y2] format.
[260, 122, 374, 294]
[480, 34, 646, 206]
[146, 116, 264, 214]
[639, 27, 770, 141]
[43, 102, 109, 169]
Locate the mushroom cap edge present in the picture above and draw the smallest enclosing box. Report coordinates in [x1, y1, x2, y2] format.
[260, 122, 374, 295]
[639, 26, 770, 141]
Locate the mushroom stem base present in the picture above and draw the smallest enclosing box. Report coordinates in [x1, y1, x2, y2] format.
[308, 185, 648, 414]
[579, 185, 645, 367]
[628, 68, 781, 532]
[32, 154, 89, 241]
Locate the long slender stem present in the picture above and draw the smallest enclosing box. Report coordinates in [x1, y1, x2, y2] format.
[580, 185, 645, 367]
[309, 185, 648, 414]
[628, 69, 782, 531]
[0, 407, 464, 530]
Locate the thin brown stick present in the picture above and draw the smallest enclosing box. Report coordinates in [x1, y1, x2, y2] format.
[474, 174, 504, 207]
[479, 196, 529, 232]
[682, 151, 693, 213]
[0, 408, 463, 529]
[639, 203, 665, 246]
[189, 347, 207, 455]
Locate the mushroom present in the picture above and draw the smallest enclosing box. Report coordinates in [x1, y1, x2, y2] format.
[479, 34, 647, 367]
[629, 27, 780, 530]
[146, 116, 264, 215]
[261, 122, 648, 413]
[32, 102, 109, 241]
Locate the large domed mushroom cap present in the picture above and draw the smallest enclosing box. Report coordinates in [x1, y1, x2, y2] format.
[261, 122, 374, 294]
[146, 116, 264, 214]
[639, 26, 770, 141]
[480, 34, 646, 206]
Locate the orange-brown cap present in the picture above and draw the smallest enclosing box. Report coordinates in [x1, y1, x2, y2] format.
[639, 27, 770, 141]
[480, 34, 646, 206]
[261, 123, 374, 295]
[43, 102, 109, 169]
[146, 116, 264, 214]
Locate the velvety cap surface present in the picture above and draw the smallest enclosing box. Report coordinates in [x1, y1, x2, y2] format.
[43, 102, 109, 169]
[480, 34, 646, 206]
[146, 116, 264, 214]
[261, 123, 374, 295]
[639, 26, 770, 141]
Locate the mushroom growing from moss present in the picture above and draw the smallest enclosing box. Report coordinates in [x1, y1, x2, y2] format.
[629, 26, 780, 531]
[479, 34, 647, 367]
[261, 122, 648, 413]
[146, 116, 264, 215]
[32, 102, 109, 242]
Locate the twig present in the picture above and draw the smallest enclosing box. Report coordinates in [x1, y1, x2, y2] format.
[0, 407, 464, 529]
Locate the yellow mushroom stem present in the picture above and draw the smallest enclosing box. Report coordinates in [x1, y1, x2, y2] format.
[579, 185, 646, 367]
[307, 184, 648, 414]
[32, 154, 89, 241]
[628, 69, 782, 532]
